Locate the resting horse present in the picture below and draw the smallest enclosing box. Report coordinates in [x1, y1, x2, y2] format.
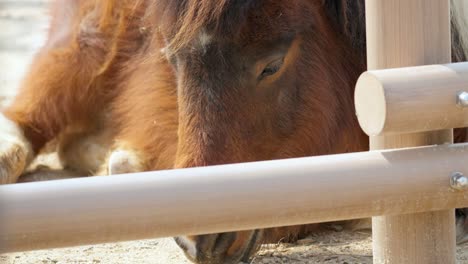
[0, 0, 467, 263]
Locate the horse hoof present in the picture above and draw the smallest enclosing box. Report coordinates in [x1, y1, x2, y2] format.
[107, 149, 143, 175]
[0, 114, 32, 184]
[0, 141, 31, 184]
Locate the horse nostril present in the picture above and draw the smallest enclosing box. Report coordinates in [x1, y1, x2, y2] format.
[213, 232, 237, 256]
[174, 233, 239, 263]
[220, 230, 263, 263]
[174, 230, 263, 264]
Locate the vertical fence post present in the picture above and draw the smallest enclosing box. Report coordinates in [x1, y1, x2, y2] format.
[364, 0, 456, 263]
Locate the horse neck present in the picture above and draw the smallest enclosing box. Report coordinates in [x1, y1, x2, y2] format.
[304, 25, 369, 155]
[330, 46, 369, 154]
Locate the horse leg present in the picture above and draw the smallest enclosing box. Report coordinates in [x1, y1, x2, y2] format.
[0, 114, 34, 184]
[19, 126, 124, 182]
[0, 0, 119, 184]
[100, 146, 147, 176]
[57, 125, 115, 176]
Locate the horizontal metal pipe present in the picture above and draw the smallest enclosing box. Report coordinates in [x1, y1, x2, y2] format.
[1, 144, 468, 253]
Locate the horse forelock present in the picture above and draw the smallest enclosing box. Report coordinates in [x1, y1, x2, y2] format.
[155, 0, 259, 53]
[155, 0, 369, 59]
[155, 0, 325, 56]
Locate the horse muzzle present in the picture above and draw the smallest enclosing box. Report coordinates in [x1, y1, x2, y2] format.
[174, 229, 263, 264]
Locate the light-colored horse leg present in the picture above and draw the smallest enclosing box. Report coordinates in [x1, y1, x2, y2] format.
[57, 126, 113, 176]
[58, 127, 146, 177]
[105, 148, 146, 175]
[18, 128, 113, 183]
[0, 113, 33, 184]
[19, 128, 122, 183]
[107, 149, 144, 175]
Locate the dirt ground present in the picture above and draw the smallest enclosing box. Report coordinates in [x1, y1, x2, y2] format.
[0, 1, 467, 263]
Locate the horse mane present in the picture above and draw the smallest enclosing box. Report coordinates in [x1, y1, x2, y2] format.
[451, 0, 468, 62]
[324, 0, 468, 63]
[155, 0, 259, 54]
[322, 0, 366, 60]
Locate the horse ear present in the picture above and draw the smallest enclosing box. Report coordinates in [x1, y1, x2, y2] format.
[322, 0, 366, 59]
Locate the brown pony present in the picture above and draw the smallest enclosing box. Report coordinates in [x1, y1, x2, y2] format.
[0, 0, 467, 263]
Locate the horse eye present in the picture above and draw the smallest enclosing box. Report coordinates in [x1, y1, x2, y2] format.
[259, 58, 284, 80]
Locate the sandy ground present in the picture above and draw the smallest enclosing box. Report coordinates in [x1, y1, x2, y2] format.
[0, 1, 467, 263]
